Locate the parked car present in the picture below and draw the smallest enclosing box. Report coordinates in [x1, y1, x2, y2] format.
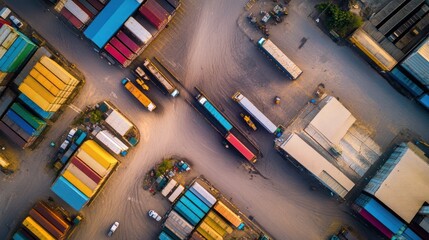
[9, 15, 23, 28]
[148, 210, 162, 221]
[107, 222, 119, 237]
[67, 128, 77, 141]
[59, 140, 70, 153]
[0, 7, 11, 19]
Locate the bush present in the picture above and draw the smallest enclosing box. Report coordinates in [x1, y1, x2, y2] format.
[316, 2, 363, 37]
[156, 159, 174, 177]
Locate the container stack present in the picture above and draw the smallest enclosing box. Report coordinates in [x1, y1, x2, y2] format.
[17, 55, 80, 113]
[58, 0, 107, 30]
[13, 201, 74, 240]
[51, 140, 118, 211]
[0, 24, 38, 84]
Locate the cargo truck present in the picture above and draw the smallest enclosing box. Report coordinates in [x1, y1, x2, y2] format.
[143, 58, 179, 97]
[258, 38, 302, 80]
[232, 91, 280, 136]
[225, 132, 257, 163]
[121, 78, 156, 111]
[196, 94, 232, 132]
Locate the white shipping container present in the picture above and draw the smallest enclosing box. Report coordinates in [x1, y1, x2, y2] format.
[191, 182, 217, 206]
[76, 149, 109, 177]
[99, 130, 129, 150]
[0, 26, 12, 45]
[168, 185, 184, 203]
[105, 110, 133, 136]
[0, 46, 7, 59]
[124, 17, 152, 44]
[96, 130, 128, 155]
[161, 179, 177, 197]
[65, 0, 90, 24]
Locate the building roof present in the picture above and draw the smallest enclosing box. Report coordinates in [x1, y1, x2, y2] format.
[307, 97, 356, 145]
[401, 37, 429, 85]
[279, 134, 355, 198]
[374, 143, 429, 223]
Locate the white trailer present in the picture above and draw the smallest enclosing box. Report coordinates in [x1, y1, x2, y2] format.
[161, 179, 177, 197]
[105, 109, 133, 136]
[168, 185, 184, 203]
[95, 130, 129, 156]
[232, 91, 278, 134]
[124, 17, 152, 44]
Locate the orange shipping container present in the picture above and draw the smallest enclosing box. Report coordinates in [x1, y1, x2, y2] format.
[39, 56, 79, 85]
[29, 69, 61, 96]
[23, 76, 58, 103]
[213, 202, 243, 228]
[34, 62, 67, 90]
[22, 216, 55, 240]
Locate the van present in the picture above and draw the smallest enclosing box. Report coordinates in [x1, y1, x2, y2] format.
[0, 7, 11, 19]
[10, 15, 23, 29]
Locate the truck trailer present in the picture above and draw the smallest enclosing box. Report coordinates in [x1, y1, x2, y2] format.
[258, 38, 302, 80]
[196, 94, 232, 132]
[143, 58, 179, 97]
[121, 78, 156, 111]
[232, 91, 279, 135]
[225, 132, 257, 163]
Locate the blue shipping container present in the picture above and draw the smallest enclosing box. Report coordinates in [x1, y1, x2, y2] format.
[60, 143, 78, 164]
[403, 228, 421, 240]
[51, 176, 89, 211]
[179, 196, 205, 219]
[173, 201, 200, 226]
[363, 198, 405, 233]
[6, 109, 37, 136]
[75, 132, 87, 146]
[18, 94, 54, 120]
[0, 89, 15, 118]
[12, 231, 26, 240]
[203, 101, 233, 132]
[1, 114, 32, 140]
[189, 186, 214, 208]
[162, 227, 181, 240]
[184, 190, 210, 213]
[84, 0, 141, 48]
[159, 231, 173, 240]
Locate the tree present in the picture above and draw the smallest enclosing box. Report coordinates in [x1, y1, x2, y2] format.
[316, 3, 363, 37]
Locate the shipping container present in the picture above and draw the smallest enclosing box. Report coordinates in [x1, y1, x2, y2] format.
[83, 0, 142, 48]
[165, 0, 180, 9]
[162, 227, 181, 240]
[0, 37, 37, 72]
[74, 131, 87, 146]
[196, 95, 232, 132]
[87, 0, 105, 11]
[213, 201, 244, 229]
[116, 30, 140, 54]
[0, 121, 27, 147]
[10, 102, 46, 130]
[164, 210, 194, 240]
[62, 170, 94, 197]
[39, 56, 79, 86]
[76, 149, 109, 177]
[161, 179, 177, 197]
[18, 83, 56, 112]
[143, 58, 179, 97]
[18, 94, 55, 120]
[174, 201, 200, 226]
[0, 25, 12, 45]
[225, 132, 256, 163]
[1, 31, 18, 49]
[105, 109, 133, 136]
[6, 110, 37, 136]
[104, 43, 129, 66]
[80, 140, 118, 168]
[51, 176, 89, 211]
[33, 202, 70, 234]
[95, 129, 129, 155]
[23, 76, 58, 104]
[60, 7, 84, 30]
[29, 69, 61, 96]
[190, 182, 217, 207]
[22, 217, 55, 240]
[1, 114, 32, 140]
[198, 222, 223, 240]
[0, 89, 15, 118]
[34, 62, 69, 89]
[139, 0, 169, 29]
[12, 230, 31, 240]
[207, 211, 233, 234]
[67, 163, 98, 190]
[168, 185, 184, 203]
[184, 191, 210, 213]
[178, 195, 205, 219]
[159, 231, 174, 240]
[156, 0, 176, 15]
[109, 37, 134, 60]
[28, 209, 64, 239]
[190, 231, 205, 240]
[124, 17, 152, 44]
[71, 156, 102, 183]
[64, 0, 91, 24]
[121, 78, 156, 111]
[203, 217, 226, 237]
[74, 0, 98, 17]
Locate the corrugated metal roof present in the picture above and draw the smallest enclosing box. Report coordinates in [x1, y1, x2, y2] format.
[401, 38, 429, 85]
[84, 0, 142, 48]
[279, 134, 355, 198]
[369, 0, 407, 27]
[378, 0, 424, 35]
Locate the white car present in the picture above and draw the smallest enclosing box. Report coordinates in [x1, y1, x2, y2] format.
[148, 210, 162, 222]
[107, 221, 119, 237]
[9, 15, 23, 28]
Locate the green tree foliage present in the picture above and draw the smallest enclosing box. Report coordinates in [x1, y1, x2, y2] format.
[316, 3, 363, 37]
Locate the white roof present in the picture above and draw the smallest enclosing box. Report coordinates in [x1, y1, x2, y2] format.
[373, 144, 429, 223]
[279, 134, 355, 198]
[105, 109, 133, 136]
[308, 97, 356, 145]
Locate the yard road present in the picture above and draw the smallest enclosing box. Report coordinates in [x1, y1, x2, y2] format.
[1, 0, 428, 239]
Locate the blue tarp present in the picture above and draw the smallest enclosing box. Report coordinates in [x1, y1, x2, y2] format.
[51, 176, 89, 211]
[84, 0, 142, 48]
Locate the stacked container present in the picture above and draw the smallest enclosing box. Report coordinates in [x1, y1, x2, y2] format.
[17, 55, 80, 112]
[139, 0, 170, 30]
[59, 0, 107, 30]
[95, 129, 129, 156]
[0, 25, 37, 74]
[212, 201, 245, 230]
[13, 201, 73, 240]
[51, 140, 118, 211]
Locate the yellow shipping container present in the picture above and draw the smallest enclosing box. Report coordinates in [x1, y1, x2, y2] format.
[40, 56, 79, 85]
[62, 170, 94, 197]
[67, 163, 98, 190]
[199, 222, 223, 240]
[34, 62, 67, 89]
[2, 32, 18, 48]
[204, 216, 227, 237]
[80, 140, 118, 169]
[23, 76, 57, 103]
[22, 217, 55, 240]
[207, 211, 233, 234]
[0, 46, 7, 59]
[76, 149, 109, 177]
[19, 83, 52, 111]
[213, 202, 242, 228]
[30, 69, 61, 96]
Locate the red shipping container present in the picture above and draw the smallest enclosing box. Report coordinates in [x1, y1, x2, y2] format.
[225, 133, 256, 163]
[29, 209, 64, 239]
[116, 30, 141, 53]
[104, 43, 129, 66]
[109, 37, 134, 60]
[60, 7, 84, 30]
[87, 0, 105, 11]
[33, 202, 70, 234]
[71, 0, 95, 18]
[71, 156, 102, 184]
[139, 0, 170, 29]
[359, 208, 393, 238]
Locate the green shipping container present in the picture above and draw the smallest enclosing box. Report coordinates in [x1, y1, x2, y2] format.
[7, 43, 37, 72]
[10, 102, 46, 130]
